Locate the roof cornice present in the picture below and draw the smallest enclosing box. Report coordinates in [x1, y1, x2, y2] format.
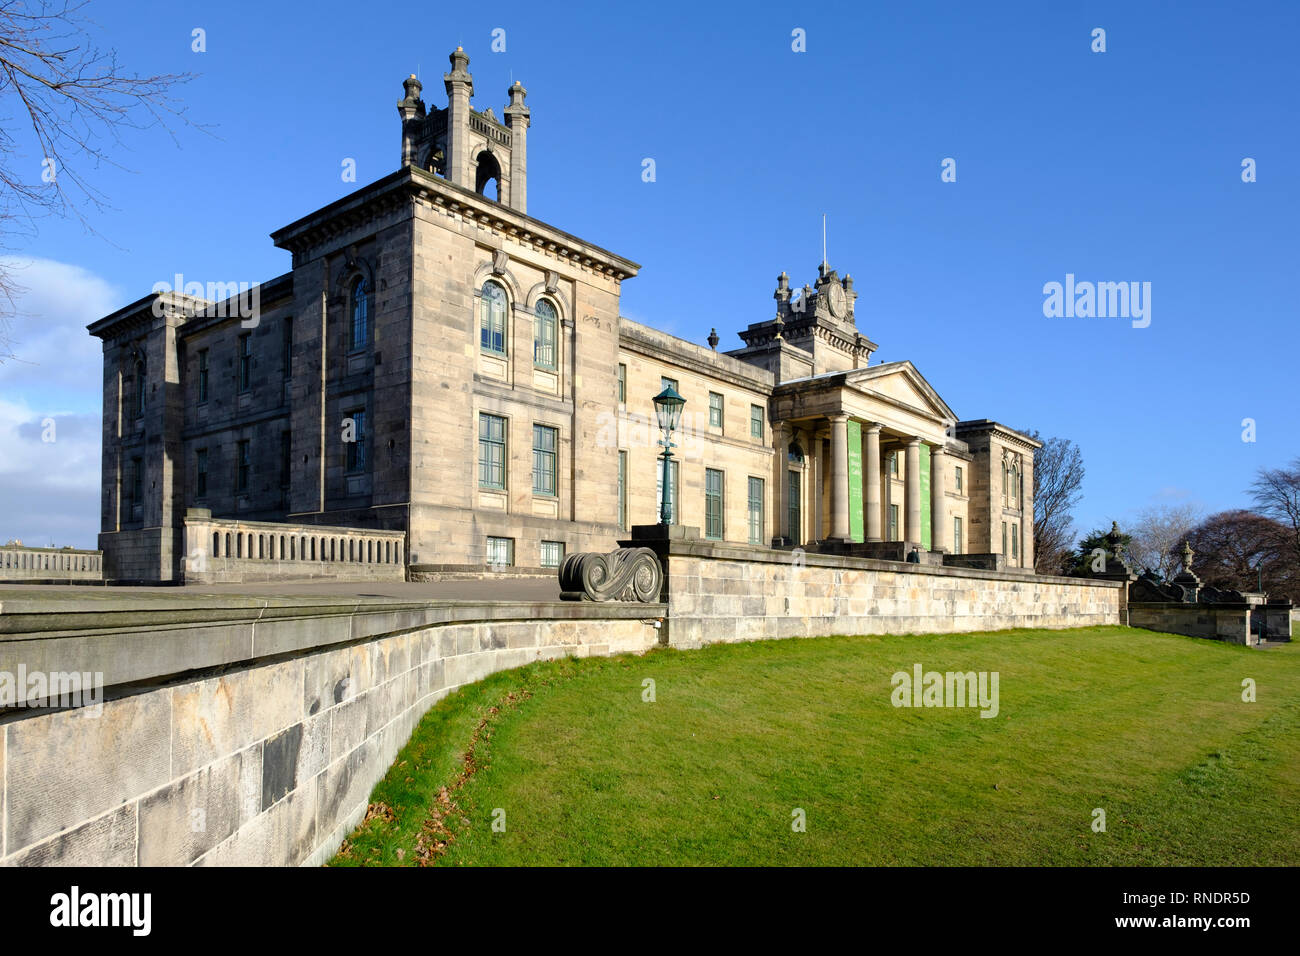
[271, 167, 641, 281]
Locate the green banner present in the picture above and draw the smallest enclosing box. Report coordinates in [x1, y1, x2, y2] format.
[847, 420, 863, 542]
[919, 446, 932, 550]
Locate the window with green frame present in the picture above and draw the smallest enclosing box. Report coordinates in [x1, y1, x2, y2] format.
[478, 414, 506, 489]
[750, 404, 764, 439]
[533, 299, 557, 369]
[480, 280, 508, 355]
[532, 424, 558, 496]
[705, 468, 724, 539]
[708, 392, 723, 429]
[747, 476, 764, 545]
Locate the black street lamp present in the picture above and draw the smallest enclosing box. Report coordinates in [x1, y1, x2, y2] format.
[652, 384, 685, 525]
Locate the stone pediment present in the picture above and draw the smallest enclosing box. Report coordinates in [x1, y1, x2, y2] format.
[844, 361, 957, 424]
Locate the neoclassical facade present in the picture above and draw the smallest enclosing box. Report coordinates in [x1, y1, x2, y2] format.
[88, 48, 1039, 583]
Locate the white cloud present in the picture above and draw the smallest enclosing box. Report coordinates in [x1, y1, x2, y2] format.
[0, 256, 113, 549]
[0, 256, 119, 405]
[0, 397, 101, 548]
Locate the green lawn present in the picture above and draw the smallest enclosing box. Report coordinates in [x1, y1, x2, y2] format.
[330, 627, 1300, 866]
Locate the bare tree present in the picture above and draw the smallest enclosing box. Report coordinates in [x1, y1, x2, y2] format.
[1018, 428, 1084, 574]
[0, 0, 193, 357]
[1250, 456, 1300, 572]
[1184, 509, 1296, 600]
[1126, 503, 1201, 580]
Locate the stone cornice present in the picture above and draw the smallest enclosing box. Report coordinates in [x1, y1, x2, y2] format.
[619, 319, 775, 394]
[271, 167, 641, 281]
[955, 419, 1043, 451]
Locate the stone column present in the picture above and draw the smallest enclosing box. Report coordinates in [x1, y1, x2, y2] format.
[930, 446, 947, 552]
[829, 414, 851, 541]
[904, 437, 922, 546]
[774, 422, 789, 545]
[864, 423, 883, 542]
[810, 430, 823, 543]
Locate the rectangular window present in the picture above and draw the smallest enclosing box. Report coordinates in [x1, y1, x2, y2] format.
[346, 409, 367, 473]
[656, 458, 680, 525]
[282, 318, 293, 381]
[540, 540, 565, 568]
[236, 440, 250, 493]
[1011, 523, 1019, 562]
[532, 424, 558, 496]
[1002, 521, 1008, 556]
[196, 448, 209, 499]
[954, 465, 963, 493]
[890, 452, 899, 478]
[953, 516, 963, 555]
[238, 334, 252, 392]
[750, 404, 764, 439]
[705, 468, 724, 539]
[618, 450, 628, 530]
[198, 349, 209, 402]
[617, 364, 626, 404]
[660, 376, 678, 393]
[485, 536, 514, 567]
[889, 504, 900, 541]
[747, 476, 764, 545]
[478, 414, 506, 489]
[708, 392, 724, 430]
[130, 457, 143, 513]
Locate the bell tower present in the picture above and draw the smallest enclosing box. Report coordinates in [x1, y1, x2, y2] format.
[396, 47, 530, 212]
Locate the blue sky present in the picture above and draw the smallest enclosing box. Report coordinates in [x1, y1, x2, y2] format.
[1, 0, 1297, 548]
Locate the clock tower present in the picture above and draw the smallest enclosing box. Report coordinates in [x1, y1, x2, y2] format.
[729, 262, 878, 380]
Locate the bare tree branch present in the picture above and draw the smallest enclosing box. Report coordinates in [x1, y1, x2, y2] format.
[1018, 428, 1085, 574]
[0, 0, 199, 358]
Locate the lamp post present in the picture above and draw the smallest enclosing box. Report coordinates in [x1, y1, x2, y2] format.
[652, 384, 685, 526]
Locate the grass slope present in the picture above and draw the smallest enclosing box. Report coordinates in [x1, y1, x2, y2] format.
[330, 627, 1300, 866]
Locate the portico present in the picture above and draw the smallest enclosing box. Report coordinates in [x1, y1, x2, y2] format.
[769, 361, 967, 556]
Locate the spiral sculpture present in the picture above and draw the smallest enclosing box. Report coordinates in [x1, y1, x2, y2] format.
[559, 547, 663, 603]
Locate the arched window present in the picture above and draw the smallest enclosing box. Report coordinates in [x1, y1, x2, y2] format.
[350, 277, 369, 351]
[480, 280, 507, 355]
[788, 441, 805, 463]
[533, 299, 557, 370]
[1010, 462, 1019, 508]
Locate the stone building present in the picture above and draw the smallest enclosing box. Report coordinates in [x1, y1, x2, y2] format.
[88, 47, 1039, 583]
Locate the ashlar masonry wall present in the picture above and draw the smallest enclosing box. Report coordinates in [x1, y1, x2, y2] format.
[657, 539, 1123, 647]
[0, 594, 662, 867]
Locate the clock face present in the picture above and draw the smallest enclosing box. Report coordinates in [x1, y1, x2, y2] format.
[826, 282, 846, 317]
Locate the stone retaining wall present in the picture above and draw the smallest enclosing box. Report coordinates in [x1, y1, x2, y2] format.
[654, 538, 1123, 647]
[0, 593, 663, 866]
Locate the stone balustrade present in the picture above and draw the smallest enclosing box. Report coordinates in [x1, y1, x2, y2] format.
[0, 546, 103, 582]
[182, 509, 406, 584]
